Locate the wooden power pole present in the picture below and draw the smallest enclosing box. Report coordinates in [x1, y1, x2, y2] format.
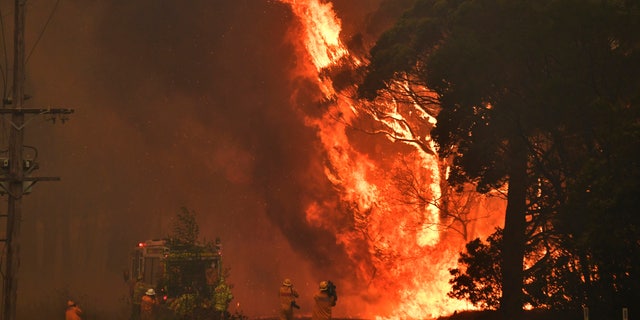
[1, 1, 74, 319]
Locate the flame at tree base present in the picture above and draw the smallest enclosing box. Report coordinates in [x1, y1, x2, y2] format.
[278, 0, 505, 318]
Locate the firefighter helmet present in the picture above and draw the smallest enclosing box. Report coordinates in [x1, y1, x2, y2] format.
[145, 288, 156, 296]
[283, 278, 292, 287]
[319, 281, 329, 291]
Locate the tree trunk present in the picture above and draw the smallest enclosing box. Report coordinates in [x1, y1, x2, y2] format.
[500, 137, 528, 319]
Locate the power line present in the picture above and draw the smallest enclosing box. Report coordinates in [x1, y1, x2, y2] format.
[26, 0, 61, 64]
[1, 1, 73, 319]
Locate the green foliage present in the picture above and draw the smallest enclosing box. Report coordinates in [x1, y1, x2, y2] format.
[169, 293, 199, 319]
[213, 281, 233, 312]
[159, 207, 240, 319]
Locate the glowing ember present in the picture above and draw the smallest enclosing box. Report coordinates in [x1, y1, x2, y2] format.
[278, 0, 504, 318]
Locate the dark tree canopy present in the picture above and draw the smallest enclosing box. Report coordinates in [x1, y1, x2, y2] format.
[448, 229, 503, 310]
[360, 0, 640, 317]
[169, 206, 200, 246]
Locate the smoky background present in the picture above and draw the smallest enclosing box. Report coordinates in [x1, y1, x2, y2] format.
[0, 0, 414, 318]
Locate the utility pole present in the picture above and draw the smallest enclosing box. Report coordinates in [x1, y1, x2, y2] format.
[0, 1, 73, 319]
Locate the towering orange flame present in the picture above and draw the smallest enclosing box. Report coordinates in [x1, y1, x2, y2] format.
[279, 1, 504, 318]
[278, 0, 350, 70]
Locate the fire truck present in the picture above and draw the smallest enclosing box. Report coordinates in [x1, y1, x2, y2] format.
[129, 238, 223, 301]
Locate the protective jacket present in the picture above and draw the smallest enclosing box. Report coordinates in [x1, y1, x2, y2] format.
[140, 295, 157, 320]
[312, 290, 336, 320]
[278, 284, 299, 320]
[65, 305, 83, 320]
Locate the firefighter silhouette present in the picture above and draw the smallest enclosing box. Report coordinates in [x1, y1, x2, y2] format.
[140, 288, 158, 320]
[65, 300, 83, 320]
[278, 278, 299, 320]
[131, 276, 146, 319]
[312, 281, 337, 320]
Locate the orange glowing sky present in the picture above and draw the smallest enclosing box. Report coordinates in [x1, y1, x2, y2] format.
[2, 1, 504, 319]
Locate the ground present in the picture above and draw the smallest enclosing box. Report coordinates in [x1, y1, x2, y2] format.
[436, 310, 583, 320]
[252, 310, 583, 320]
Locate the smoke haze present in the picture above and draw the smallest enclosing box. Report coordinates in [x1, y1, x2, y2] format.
[0, 0, 411, 318]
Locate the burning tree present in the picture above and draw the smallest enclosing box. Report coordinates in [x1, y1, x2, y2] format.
[278, 0, 508, 317]
[391, 159, 494, 242]
[278, 0, 638, 317]
[352, 69, 491, 241]
[360, 0, 640, 318]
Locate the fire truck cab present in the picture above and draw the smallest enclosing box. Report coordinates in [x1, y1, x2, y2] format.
[130, 239, 170, 288]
